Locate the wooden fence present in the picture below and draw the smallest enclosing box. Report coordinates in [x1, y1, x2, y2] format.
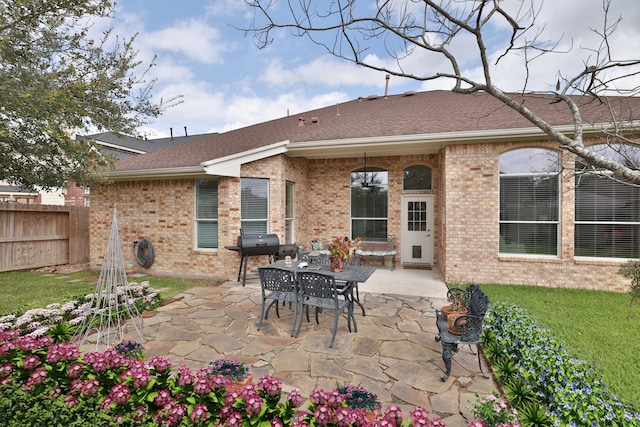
[0, 203, 89, 272]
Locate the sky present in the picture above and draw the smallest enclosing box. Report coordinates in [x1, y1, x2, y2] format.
[102, 0, 640, 139]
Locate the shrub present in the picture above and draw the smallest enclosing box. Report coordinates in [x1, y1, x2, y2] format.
[0, 381, 117, 426]
[618, 260, 640, 317]
[210, 357, 250, 381]
[468, 393, 520, 427]
[481, 302, 640, 426]
[0, 281, 161, 339]
[0, 325, 442, 426]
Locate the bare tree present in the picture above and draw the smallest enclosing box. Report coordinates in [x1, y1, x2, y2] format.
[244, 0, 640, 184]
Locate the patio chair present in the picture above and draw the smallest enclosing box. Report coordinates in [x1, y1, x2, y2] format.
[295, 270, 357, 347]
[257, 266, 299, 337]
[435, 284, 490, 381]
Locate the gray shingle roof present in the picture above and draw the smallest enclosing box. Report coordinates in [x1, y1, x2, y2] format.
[113, 90, 640, 172]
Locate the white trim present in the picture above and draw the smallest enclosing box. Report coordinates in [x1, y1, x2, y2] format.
[285, 123, 613, 159]
[105, 166, 207, 180]
[201, 141, 289, 177]
[92, 141, 147, 154]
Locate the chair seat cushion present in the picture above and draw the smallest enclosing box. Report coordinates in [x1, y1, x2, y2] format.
[356, 249, 396, 256]
[309, 250, 331, 256]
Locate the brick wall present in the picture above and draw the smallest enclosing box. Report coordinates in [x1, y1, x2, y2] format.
[90, 148, 629, 291]
[441, 141, 629, 291]
[90, 153, 438, 280]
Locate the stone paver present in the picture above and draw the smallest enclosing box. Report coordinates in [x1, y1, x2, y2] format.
[124, 280, 498, 424]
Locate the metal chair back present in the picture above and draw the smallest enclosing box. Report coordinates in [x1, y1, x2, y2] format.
[257, 266, 299, 336]
[295, 270, 356, 347]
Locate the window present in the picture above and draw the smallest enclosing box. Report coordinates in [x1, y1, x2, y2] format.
[195, 179, 218, 249]
[241, 178, 268, 234]
[285, 181, 294, 244]
[499, 148, 560, 256]
[575, 144, 640, 258]
[403, 165, 432, 190]
[351, 167, 388, 241]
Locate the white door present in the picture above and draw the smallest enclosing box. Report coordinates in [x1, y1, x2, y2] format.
[401, 195, 434, 265]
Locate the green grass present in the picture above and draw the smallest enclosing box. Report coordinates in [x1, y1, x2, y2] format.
[481, 284, 640, 410]
[0, 269, 220, 316]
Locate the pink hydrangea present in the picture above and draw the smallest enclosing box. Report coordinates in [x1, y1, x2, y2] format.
[287, 389, 303, 407]
[190, 403, 209, 424]
[23, 354, 41, 370]
[148, 355, 172, 372]
[0, 363, 14, 378]
[177, 364, 195, 386]
[257, 374, 283, 397]
[81, 379, 100, 397]
[66, 363, 84, 379]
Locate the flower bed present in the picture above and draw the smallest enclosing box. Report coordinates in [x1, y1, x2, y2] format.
[0, 331, 446, 426]
[0, 288, 446, 426]
[480, 302, 640, 426]
[0, 281, 161, 338]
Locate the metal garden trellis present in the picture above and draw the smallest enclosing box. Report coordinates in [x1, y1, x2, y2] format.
[74, 207, 144, 350]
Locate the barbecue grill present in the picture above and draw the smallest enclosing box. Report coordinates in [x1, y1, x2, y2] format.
[226, 231, 280, 286]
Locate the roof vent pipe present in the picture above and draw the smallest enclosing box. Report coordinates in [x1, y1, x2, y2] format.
[170, 127, 173, 140]
[184, 126, 188, 136]
[384, 74, 390, 98]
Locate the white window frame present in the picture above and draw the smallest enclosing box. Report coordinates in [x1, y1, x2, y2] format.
[285, 181, 294, 244]
[241, 178, 269, 234]
[195, 179, 219, 250]
[575, 144, 640, 260]
[350, 167, 389, 242]
[499, 148, 561, 258]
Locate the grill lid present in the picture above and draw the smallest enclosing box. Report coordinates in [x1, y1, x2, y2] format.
[236, 233, 280, 256]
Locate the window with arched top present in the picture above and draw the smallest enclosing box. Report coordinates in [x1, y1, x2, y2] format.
[403, 165, 432, 190]
[575, 144, 640, 259]
[499, 148, 560, 256]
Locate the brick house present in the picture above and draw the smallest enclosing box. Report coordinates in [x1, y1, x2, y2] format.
[90, 90, 640, 291]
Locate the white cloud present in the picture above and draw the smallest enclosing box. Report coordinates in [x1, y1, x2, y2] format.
[260, 56, 384, 88]
[109, 0, 640, 139]
[143, 19, 233, 65]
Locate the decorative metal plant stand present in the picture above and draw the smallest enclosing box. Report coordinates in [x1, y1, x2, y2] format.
[74, 207, 144, 350]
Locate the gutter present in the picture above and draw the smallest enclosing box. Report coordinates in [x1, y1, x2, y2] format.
[103, 166, 207, 181]
[285, 123, 616, 158]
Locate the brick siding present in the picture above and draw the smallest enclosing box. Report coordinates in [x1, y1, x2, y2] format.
[90, 148, 630, 291]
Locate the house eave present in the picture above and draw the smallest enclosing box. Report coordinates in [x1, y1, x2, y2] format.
[104, 166, 208, 181]
[201, 140, 289, 177]
[285, 123, 616, 158]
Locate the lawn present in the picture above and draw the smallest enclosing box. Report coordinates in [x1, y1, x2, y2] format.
[481, 284, 640, 410]
[0, 268, 221, 316]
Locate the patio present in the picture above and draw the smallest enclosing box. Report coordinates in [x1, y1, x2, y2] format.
[133, 267, 498, 426]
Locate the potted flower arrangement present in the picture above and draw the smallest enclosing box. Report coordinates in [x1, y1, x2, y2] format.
[440, 288, 469, 335]
[210, 358, 253, 393]
[114, 339, 145, 360]
[336, 383, 381, 411]
[327, 236, 361, 272]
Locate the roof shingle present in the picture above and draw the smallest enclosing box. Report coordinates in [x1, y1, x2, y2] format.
[114, 90, 640, 172]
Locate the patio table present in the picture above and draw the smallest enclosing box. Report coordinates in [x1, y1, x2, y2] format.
[269, 260, 375, 315]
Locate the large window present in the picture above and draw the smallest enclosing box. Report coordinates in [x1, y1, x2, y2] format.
[285, 181, 294, 244]
[499, 148, 560, 256]
[351, 167, 388, 241]
[241, 178, 268, 234]
[575, 144, 640, 258]
[195, 179, 218, 249]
